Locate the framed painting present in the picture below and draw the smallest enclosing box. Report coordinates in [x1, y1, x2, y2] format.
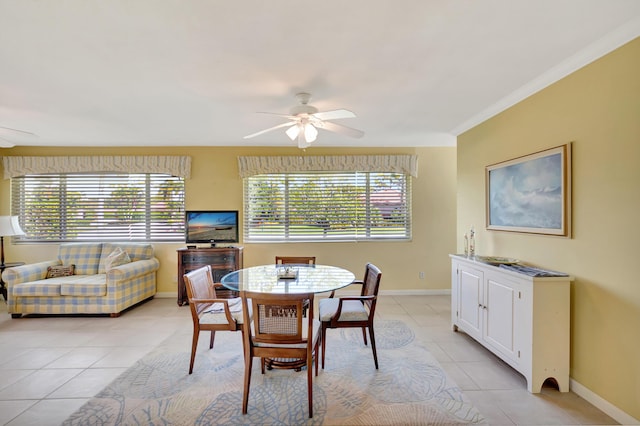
[486, 143, 571, 236]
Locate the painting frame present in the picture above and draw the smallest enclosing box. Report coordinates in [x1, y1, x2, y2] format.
[486, 143, 572, 237]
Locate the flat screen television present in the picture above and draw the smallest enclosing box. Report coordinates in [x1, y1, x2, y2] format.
[185, 210, 239, 246]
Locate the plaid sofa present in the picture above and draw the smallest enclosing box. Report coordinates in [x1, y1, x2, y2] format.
[4, 243, 160, 318]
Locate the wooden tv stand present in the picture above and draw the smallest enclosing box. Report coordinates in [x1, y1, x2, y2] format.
[176, 246, 243, 306]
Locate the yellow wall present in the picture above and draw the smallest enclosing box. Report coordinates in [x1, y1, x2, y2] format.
[457, 38, 640, 419]
[0, 146, 457, 297]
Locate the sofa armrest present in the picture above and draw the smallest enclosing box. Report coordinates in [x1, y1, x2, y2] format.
[3, 260, 62, 286]
[106, 258, 160, 282]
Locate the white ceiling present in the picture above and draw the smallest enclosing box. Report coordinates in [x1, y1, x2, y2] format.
[1, 0, 639, 149]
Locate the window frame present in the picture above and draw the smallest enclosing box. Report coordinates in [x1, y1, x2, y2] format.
[11, 172, 185, 243]
[243, 171, 412, 243]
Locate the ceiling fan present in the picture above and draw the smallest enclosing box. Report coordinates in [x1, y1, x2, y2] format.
[243, 92, 364, 148]
[0, 125, 36, 148]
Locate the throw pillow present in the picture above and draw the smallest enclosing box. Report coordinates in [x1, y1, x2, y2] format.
[47, 264, 75, 278]
[105, 247, 131, 271]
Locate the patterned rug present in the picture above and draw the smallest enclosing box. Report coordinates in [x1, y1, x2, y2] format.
[63, 319, 484, 425]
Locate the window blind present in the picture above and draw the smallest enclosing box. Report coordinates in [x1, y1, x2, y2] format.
[244, 171, 411, 242]
[11, 173, 185, 242]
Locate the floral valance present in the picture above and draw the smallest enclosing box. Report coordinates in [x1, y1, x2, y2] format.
[2, 155, 192, 179]
[237, 155, 418, 178]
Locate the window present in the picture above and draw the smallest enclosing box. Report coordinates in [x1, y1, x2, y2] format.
[244, 171, 411, 242]
[11, 173, 185, 242]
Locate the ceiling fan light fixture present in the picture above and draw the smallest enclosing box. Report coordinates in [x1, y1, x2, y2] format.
[285, 124, 300, 141]
[304, 123, 318, 143]
[297, 136, 312, 149]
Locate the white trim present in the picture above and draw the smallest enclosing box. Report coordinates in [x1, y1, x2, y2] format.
[379, 289, 451, 296]
[570, 378, 639, 425]
[451, 17, 640, 137]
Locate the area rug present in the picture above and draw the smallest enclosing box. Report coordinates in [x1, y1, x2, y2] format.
[63, 319, 484, 425]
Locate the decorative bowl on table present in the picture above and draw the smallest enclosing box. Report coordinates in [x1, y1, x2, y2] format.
[277, 267, 298, 279]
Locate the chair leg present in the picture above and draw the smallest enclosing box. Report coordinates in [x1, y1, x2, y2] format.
[307, 351, 313, 418]
[210, 330, 216, 349]
[315, 331, 320, 377]
[189, 328, 199, 374]
[321, 323, 328, 369]
[242, 355, 253, 414]
[361, 326, 368, 345]
[368, 325, 379, 369]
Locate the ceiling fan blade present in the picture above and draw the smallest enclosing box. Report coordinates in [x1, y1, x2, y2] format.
[319, 121, 365, 139]
[256, 112, 299, 120]
[0, 136, 16, 148]
[312, 109, 356, 121]
[0, 125, 36, 136]
[244, 121, 296, 139]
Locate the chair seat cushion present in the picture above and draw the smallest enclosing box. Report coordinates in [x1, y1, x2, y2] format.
[319, 298, 368, 322]
[199, 303, 251, 325]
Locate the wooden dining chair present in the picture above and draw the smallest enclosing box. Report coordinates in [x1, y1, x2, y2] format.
[275, 256, 316, 266]
[240, 290, 320, 418]
[183, 265, 246, 374]
[275, 256, 316, 317]
[319, 263, 382, 369]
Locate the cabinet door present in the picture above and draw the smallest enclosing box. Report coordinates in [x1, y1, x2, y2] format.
[457, 264, 483, 341]
[484, 275, 519, 363]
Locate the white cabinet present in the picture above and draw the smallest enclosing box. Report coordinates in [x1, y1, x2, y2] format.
[450, 254, 572, 393]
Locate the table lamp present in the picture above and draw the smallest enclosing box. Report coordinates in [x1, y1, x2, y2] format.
[0, 216, 25, 267]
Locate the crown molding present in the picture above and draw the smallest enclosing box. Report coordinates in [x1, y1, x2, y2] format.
[451, 16, 640, 137]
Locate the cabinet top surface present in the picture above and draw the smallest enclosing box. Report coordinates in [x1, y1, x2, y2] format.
[450, 254, 573, 281]
[178, 246, 243, 252]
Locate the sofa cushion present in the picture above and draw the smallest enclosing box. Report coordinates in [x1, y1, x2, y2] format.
[104, 247, 131, 271]
[58, 243, 103, 275]
[47, 264, 75, 278]
[12, 275, 107, 297]
[12, 280, 62, 297]
[98, 243, 153, 273]
[60, 275, 107, 296]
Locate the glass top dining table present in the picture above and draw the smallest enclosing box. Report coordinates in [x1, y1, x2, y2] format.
[220, 264, 355, 294]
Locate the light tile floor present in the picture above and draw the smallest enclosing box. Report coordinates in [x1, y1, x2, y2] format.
[0, 295, 619, 425]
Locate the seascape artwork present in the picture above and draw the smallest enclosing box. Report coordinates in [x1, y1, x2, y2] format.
[487, 145, 570, 235]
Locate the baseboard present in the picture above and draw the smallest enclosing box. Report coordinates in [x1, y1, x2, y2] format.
[379, 289, 451, 296]
[570, 378, 639, 425]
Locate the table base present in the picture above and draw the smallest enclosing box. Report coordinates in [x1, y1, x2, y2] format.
[265, 357, 306, 371]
